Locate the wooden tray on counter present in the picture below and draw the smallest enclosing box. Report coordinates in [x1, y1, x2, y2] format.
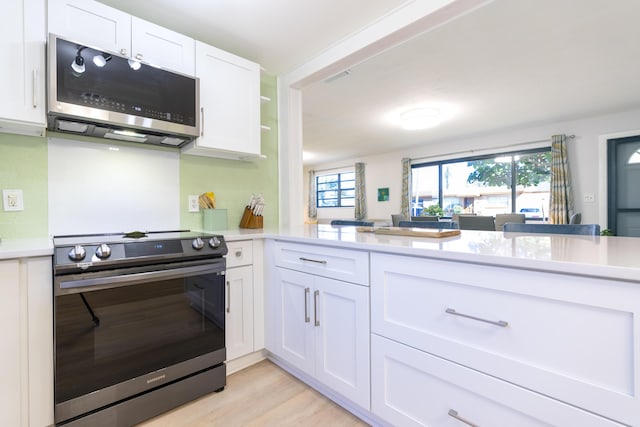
[357, 226, 461, 238]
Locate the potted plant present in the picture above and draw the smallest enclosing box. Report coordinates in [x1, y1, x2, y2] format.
[421, 204, 444, 218]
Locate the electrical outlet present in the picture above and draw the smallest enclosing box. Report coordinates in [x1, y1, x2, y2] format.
[583, 193, 595, 203]
[188, 195, 200, 212]
[3, 189, 24, 211]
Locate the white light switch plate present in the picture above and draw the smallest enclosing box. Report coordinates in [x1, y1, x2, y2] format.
[3, 189, 24, 211]
[188, 195, 200, 212]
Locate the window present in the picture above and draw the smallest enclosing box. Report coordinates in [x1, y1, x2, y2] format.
[316, 172, 355, 207]
[411, 148, 551, 219]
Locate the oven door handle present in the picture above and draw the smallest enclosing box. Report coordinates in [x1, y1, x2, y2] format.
[57, 264, 224, 294]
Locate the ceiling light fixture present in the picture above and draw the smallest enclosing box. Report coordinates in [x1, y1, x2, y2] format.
[71, 47, 86, 75]
[399, 107, 442, 130]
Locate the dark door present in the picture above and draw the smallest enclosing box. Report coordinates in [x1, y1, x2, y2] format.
[608, 135, 640, 236]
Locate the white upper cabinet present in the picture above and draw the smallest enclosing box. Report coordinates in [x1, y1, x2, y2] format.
[0, 0, 46, 136]
[48, 0, 195, 75]
[130, 17, 195, 75]
[48, 0, 131, 55]
[181, 41, 261, 159]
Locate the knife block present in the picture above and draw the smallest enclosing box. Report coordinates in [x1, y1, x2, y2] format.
[239, 206, 263, 229]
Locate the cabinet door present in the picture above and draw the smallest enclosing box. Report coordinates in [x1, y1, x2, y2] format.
[314, 277, 370, 410]
[225, 265, 254, 361]
[0, 0, 46, 132]
[27, 257, 54, 427]
[48, 0, 131, 55]
[131, 17, 195, 75]
[0, 261, 21, 427]
[273, 268, 315, 375]
[189, 41, 260, 156]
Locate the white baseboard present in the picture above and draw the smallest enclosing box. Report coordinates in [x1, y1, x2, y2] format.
[226, 349, 268, 375]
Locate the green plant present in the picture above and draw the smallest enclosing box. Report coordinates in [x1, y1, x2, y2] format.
[422, 204, 444, 217]
[600, 229, 615, 236]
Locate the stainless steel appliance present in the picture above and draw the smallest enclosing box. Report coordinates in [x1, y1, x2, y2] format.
[53, 231, 227, 426]
[47, 34, 200, 147]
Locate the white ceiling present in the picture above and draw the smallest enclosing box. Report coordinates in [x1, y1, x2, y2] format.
[302, 0, 640, 165]
[97, 0, 640, 167]
[96, 0, 410, 74]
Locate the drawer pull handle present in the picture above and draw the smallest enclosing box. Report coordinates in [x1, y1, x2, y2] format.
[314, 290, 320, 327]
[235, 250, 242, 257]
[299, 257, 327, 264]
[304, 287, 310, 323]
[446, 308, 508, 327]
[448, 409, 479, 427]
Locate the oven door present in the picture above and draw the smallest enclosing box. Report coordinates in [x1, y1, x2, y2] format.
[53, 259, 225, 424]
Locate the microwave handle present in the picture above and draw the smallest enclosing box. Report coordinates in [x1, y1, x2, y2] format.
[201, 107, 205, 137]
[32, 69, 38, 108]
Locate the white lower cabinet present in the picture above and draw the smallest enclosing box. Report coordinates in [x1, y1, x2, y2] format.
[370, 252, 639, 426]
[225, 240, 259, 361]
[0, 256, 53, 427]
[225, 264, 254, 361]
[371, 334, 623, 427]
[272, 267, 370, 409]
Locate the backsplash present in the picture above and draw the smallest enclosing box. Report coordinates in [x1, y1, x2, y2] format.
[0, 134, 48, 239]
[48, 138, 180, 235]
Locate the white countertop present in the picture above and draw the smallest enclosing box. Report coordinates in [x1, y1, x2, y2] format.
[3, 226, 640, 282]
[0, 237, 54, 259]
[246, 224, 640, 282]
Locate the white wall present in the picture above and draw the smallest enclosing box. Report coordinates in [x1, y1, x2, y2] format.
[304, 108, 640, 226]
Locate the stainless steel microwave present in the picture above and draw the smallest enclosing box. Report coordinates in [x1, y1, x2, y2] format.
[47, 34, 200, 147]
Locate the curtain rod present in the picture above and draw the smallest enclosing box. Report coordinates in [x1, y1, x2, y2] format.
[412, 134, 575, 163]
[309, 164, 358, 174]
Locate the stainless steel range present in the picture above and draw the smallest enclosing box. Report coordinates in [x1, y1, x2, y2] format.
[52, 230, 228, 427]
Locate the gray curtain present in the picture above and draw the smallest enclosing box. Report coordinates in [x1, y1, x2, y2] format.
[354, 162, 367, 220]
[548, 134, 574, 224]
[401, 158, 411, 218]
[308, 170, 317, 219]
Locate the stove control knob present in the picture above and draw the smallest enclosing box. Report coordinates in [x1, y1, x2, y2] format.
[95, 244, 111, 259]
[192, 237, 204, 250]
[208, 236, 221, 248]
[68, 245, 86, 261]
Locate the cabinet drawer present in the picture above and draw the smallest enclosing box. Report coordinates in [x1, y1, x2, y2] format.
[274, 241, 368, 285]
[372, 334, 623, 427]
[371, 252, 640, 425]
[226, 240, 253, 268]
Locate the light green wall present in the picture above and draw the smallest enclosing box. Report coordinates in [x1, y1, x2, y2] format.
[0, 133, 49, 238]
[180, 74, 279, 231]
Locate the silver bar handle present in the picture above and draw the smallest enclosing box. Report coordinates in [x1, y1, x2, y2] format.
[32, 69, 37, 108]
[446, 308, 508, 327]
[299, 257, 327, 265]
[304, 287, 310, 323]
[200, 107, 205, 136]
[448, 409, 479, 427]
[226, 281, 231, 313]
[57, 264, 223, 293]
[314, 290, 320, 326]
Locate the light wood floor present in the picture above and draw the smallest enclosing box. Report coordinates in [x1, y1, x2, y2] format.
[138, 360, 370, 426]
